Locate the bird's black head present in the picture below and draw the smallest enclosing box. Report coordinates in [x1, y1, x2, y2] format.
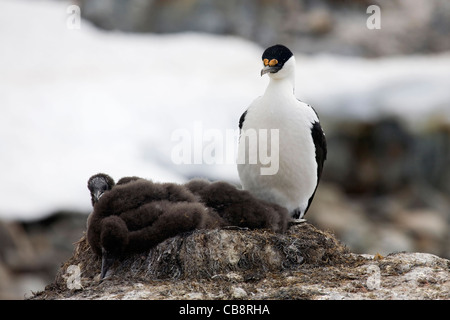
[261, 44, 294, 76]
[87, 173, 115, 206]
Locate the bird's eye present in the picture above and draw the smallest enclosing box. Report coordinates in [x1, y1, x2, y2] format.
[263, 59, 269, 66]
[269, 59, 278, 67]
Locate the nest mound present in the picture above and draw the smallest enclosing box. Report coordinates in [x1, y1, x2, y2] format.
[116, 223, 351, 280]
[33, 223, 361, 299]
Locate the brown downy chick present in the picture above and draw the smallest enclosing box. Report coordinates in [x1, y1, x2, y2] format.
[86, 174, 222, 279]
[185, 179, 289, 233]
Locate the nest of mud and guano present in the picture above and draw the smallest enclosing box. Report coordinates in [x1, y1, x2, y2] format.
[33, 222, 365, 299]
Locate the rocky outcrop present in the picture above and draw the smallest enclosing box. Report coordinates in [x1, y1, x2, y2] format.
[0, 213, 87, 299]
[77, 0, 450, 56]
[31, 223, 449, 300]
[310, 118, 450, 260]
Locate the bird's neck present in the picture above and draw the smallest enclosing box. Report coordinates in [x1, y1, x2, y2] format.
[264, 75, 296, 98]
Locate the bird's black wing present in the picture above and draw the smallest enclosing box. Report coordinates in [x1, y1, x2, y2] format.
[299, 102, 327, 216]
[311, 121, 327, 181]
[301, 102, 327, 179]
[303, 121, 327, 217]
[238, 110, 248, 131]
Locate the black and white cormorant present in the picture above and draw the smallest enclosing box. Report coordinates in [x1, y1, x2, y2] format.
[237, 44, 327, 220]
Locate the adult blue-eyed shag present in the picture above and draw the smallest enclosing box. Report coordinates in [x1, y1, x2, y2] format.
[237, 44, 327, 220]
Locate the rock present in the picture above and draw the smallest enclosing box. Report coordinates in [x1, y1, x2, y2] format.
[0, 220, 50, 299]
[308, 181, 450, 259]
[78, 0, 450, 57]
[308, 118, 450, 259]
[231, 286, 247, 299]
[0, 212, 89, 299]
[29, 223, 449, 300]
[306, 8, 334, 35]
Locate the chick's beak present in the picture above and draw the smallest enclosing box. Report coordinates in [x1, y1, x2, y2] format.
[93, 190, 103, 203]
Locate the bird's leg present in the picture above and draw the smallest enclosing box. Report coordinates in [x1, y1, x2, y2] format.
[289, 218, 307, 226]
[289, 208, 307, 226]
[100, 247, 116, 280]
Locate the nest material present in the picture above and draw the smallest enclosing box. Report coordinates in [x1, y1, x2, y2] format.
[47, 222, 352, 295]
[140, 224, 349, 280]
[31, 222, 450, 300]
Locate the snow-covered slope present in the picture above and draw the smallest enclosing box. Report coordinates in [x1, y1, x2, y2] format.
[1, 0, 449, 220]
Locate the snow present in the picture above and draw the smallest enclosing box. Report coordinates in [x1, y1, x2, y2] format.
[297, 54, 450, 125]
[1, 0, 450, 220]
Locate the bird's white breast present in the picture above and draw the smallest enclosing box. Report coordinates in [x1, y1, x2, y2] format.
[238, 91, 319, 214]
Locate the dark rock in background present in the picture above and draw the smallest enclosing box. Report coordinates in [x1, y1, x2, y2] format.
[76, 0, 450, 57]
[0, 212, 87, 299]
[310, 117, 450, 260]
[323, 118, 450, 197]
